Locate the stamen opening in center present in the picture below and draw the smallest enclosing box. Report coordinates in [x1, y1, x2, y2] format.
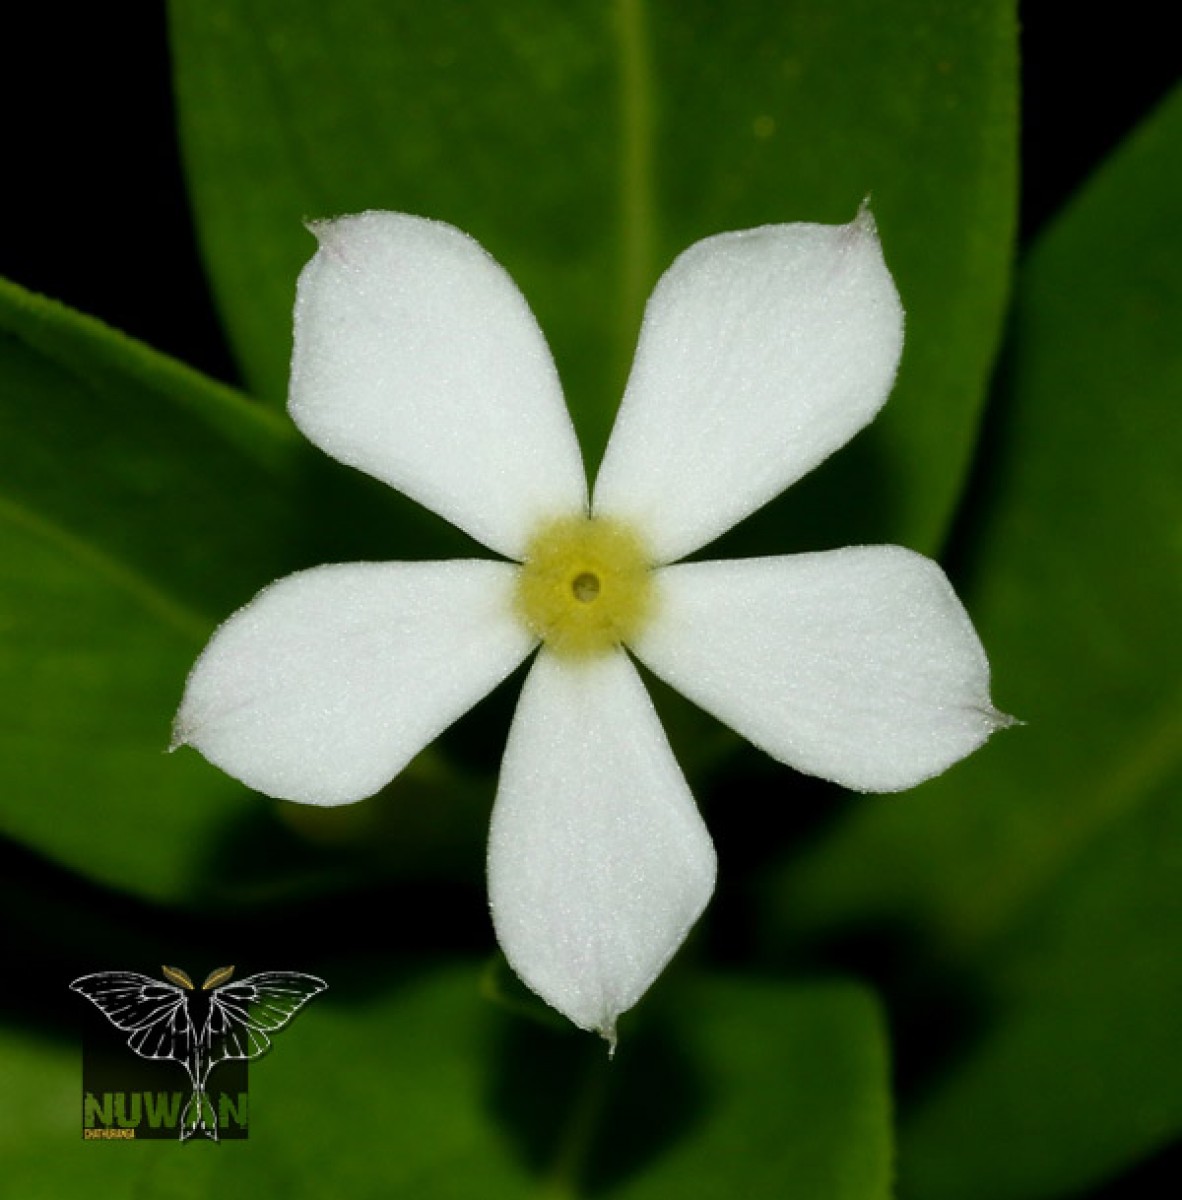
[572, 572, 600, 602]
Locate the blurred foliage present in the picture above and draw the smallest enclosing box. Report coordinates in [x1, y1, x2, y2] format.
[1, 969, 889, 1199]
[0, 279, 479, 900]
[169, 0, 1016, 553]
[0, 1, 1178, 1197]
[764, 86, 1182, 1197]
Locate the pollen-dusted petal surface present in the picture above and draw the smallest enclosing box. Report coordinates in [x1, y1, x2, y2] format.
[290, 212, 588, 559]
[488, 650, 716, 1040]
[632, 548, 1008, 792]
[174, 561, 536, 805]
[593, 212, 904, 563]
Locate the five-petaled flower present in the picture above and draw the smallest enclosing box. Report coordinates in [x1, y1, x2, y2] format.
[173, 209, 1008, 1043]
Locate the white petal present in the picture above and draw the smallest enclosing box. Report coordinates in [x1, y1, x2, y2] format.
[632, 548, 1008, 792]
[594, 210, 904, 562]
[290, 212, 588, 558]
[488, 650, 716, 1041]
[174, 561, 535, 805]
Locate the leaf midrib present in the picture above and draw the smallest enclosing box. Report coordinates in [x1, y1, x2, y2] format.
[615, 0, 655, 385]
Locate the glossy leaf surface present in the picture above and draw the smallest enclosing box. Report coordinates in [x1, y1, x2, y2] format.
[170, 0, 1017, 550]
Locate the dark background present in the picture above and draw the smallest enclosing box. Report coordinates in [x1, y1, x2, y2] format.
[2, 3, 1177, 387]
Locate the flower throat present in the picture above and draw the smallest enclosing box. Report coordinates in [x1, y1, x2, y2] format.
[515, 515, 654, 659]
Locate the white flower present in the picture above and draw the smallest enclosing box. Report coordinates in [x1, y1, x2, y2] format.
[174, 209, 1007, 1043]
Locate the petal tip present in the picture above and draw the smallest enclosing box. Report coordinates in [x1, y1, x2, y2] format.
[854, 195, 877, 233]
[303, 214, 339, 246]
[988, 705, 1023, 732]
[168, 713, 192, 754]
[600, 1022, 619, 1057]
[845, 199, 889, 261]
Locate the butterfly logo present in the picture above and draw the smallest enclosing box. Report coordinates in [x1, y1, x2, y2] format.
[71, 965, 326, 1141]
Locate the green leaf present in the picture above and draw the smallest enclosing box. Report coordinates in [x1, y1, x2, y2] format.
[900, 785, 1182, 1200]
[170, 0, 1016, 550]
[604, 977, 892, 1199]
[4, 967, 891, 1198]
[0, 280, 471, 902]
[764, 88, 1182, 1198]
[0, 279, 283, 900]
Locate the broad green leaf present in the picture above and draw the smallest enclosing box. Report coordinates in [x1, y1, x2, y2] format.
[604, 977, 891, 1200]
[0, 280, 474, 902]
[170, 0, 1016, 551]
[3, 966, 891, 1198]
[900, 783, 1182, 1200]
[764, 89, 1182, 1197]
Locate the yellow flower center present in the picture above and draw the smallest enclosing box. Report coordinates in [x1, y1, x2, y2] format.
[515, 515, 655, 660]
